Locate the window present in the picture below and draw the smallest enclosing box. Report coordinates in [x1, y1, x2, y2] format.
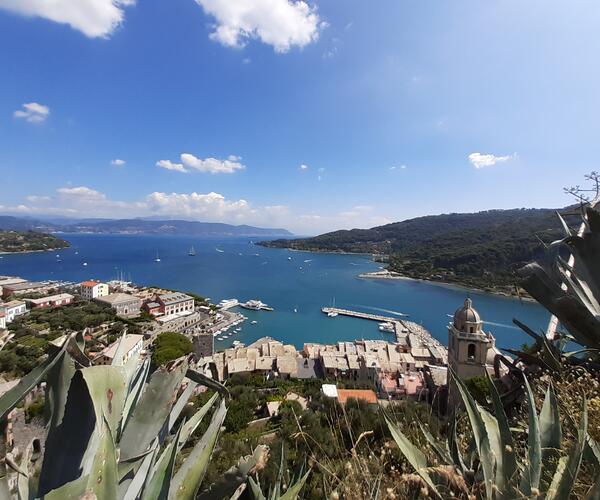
[467, 343, 476, 360]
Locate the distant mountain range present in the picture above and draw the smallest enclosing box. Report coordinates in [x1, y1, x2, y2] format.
[0, 216, 293, 237]
[260, 207, 576, 295]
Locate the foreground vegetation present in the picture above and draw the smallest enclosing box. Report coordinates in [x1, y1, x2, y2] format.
[0, 230, 69, 253]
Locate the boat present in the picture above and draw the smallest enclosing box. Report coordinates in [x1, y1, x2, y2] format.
[293, 308, 298, 313]
[251, 320, 258, 325]
[378, 322, 395, 333]
[217, 337, 224, 341]
[240, 300, 274, 311]
[235, 328, 242, 332]
[154, 252, 161, 262]
[287, 256, 292, 261]
[232, 340, 241, 346]
[215, 248, 224, 253]
[327, 311, 338, 317]
[83, 262, 88, 266]
[188, 246, 196, 256]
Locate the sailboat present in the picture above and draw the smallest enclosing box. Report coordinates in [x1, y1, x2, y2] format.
[188, 246, 196, 256]
[154, 252, 161, 262]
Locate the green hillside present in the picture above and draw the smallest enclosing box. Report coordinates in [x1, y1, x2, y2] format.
[261, 208, 574, 294]
[0, 230, 69, 253]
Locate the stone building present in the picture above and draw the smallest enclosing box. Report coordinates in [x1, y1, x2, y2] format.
[192, 331, 214, 358]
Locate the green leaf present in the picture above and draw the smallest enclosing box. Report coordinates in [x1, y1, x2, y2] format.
[185, 368, 229, 398]
[519, 376, 542, 497]
[385, 416, 441, 498]
[45, 350, 76, 434]
[141, 424, 183, 500]
[121, 357, 151, 435]
[451, 369, 495, 500]
[197, 444, 269, 500]
[42, 475, 89, 500]
[540, 383, 562, 483]
[280, 470, 311, 500]
[120, 440, 158, 500]
[546, 399, 587, 500]
[418, 421, 452, 465]
[85, 415, 119, 500]
[169, 398, 227, 500]
[0, 332, 69, 420]
[16, 440, 34, 500]
[168, 380, 198, 433]
[486, 373, 518, 495]
[248, 476, 267, 500]
[177, 393, 219, 451]
[120, 358, 188, 461]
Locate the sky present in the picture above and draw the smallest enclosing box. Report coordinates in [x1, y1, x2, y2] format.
[1, 0, 599, 235]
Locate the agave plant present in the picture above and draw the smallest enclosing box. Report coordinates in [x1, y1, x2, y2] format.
[0, 331, 270, 499]
[518, 204, 600, 354]
[387, 369, 600, 499]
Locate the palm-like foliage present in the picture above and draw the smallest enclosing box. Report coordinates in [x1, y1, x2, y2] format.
[0, 331, 270, 499]
[387, 370, 599, 499]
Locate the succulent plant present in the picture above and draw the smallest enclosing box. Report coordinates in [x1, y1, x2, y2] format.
[387, 369, 599, 499]
[0, 331, 274, 499]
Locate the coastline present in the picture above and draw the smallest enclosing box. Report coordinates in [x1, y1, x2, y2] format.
[0, 245, 70, 256]
[357, 270, 535, 302]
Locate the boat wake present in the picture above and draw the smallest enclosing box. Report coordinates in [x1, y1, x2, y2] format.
[351, 304, 407, 317]
[483, 320, 520, 330]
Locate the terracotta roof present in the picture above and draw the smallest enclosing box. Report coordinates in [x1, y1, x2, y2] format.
[337, 389, 378, 405]
[81, 280, 100, 287]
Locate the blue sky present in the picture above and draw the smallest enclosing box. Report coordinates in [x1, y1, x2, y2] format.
[0, 0, 598, 234]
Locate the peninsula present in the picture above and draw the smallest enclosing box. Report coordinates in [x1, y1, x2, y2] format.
[0, 230, 69, 254]
[260, 207, 573, 296]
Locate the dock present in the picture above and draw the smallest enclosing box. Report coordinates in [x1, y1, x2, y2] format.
[321, 307, 445, 350]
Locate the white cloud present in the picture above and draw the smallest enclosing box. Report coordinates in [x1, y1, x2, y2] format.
[194, 0, 322, 53]
[157, 154, 245, 174]
[13, 102, 50, 123]
[299, 164, 309, 171]
[0, 187, 398, 234]
[468, 152, 516, 169]
[0, 0, 135, 38]
[111, 158, 126, 166]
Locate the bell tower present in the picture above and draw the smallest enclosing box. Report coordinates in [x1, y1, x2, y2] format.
[448, 298, 495, 405]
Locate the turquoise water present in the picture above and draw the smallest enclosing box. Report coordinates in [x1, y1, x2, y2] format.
[0, 234, 549, 351]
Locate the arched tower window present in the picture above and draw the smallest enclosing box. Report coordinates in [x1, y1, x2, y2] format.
[467, 343, 476, 360]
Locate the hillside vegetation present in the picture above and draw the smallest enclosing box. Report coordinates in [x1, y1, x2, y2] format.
[261, 208, 573, 294]
[0, 230, 69, 253]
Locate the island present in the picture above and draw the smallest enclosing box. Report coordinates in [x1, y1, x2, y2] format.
[0, 230, 70, 254]
[260, 207, 575, 296]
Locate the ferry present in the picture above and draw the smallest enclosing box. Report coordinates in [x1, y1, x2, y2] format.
[240, 300, 274, 311]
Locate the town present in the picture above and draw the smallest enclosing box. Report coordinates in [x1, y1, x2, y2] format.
[0, 273, 508, 414]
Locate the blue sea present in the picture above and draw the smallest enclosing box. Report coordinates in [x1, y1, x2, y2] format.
[0, 234, 549, 351]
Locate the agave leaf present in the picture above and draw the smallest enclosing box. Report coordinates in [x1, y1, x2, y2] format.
[85, 414, 119, 499]
[447, 412, 467, 474]
[280, 470, 311, 500]
[540, 383, 562, 483]
[169, 398, 227, 500]
[142, 424, 183, 500]
[556, 211, 573, 237]
[16, 440, 34, 500]
[42, 474, 89, 500]
[418, 421, 452, 465]
[121, 357, 151, 434]
[450, 370, 495, 500]
[45, 350, 76, 433]
[519, 376, 542, 496]
[0, 332, 69, 420]
[197, 445, 269, 500]
[168, 380, 198, 433]
[177, 393, 219, 451]
[385, 416, 441, 498]
[248, 476, 267, 500]
[120, 358, 188, 461]
[185, 368, 229, 398]
[486, 373, 518, 496]
[120, 440, 158, 500]
[546, 399, 587, 500]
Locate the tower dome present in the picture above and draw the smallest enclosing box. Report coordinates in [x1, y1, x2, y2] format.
[453, 298, 482, 332]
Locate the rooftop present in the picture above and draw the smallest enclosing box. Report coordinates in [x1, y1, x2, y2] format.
[337, 389, 378, 405]
[96, 293, 141, 305]
[26, 293, 74, 305]
[97, 334, 144, 360]
[81, 280, 102, 287]
[158, 292, 194, 305]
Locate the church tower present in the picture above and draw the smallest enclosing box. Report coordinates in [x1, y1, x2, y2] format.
[447, 298, 496, 405]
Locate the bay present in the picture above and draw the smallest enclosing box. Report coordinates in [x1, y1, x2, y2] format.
[0, 234, 549, 351]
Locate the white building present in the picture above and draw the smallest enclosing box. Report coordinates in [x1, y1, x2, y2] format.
[156, 292, 195, 316]
[0, 301, 27, 323]
[80, 281, 109, 300]
[0, 312, 6, 330]
[94, 334, 144, 366]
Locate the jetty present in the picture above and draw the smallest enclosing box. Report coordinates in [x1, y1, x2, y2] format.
[322, 307, 398, 324]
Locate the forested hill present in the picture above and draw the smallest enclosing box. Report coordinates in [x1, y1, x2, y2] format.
[261, 208, 573, 294]
[0, 230, 69, 253]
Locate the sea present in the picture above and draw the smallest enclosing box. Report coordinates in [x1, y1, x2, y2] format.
[0, 234, 549, 351]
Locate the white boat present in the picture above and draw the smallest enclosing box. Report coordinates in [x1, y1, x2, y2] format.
[232, 340, 241, 346]
[293, 308, 298, 313]
[251, 320, 258, 325]
[154, 252, 161, 262]
[217, 337, 224, 341]
[188, 246, 196, 256]
[327, 311, 338, 317]
[235, 328, 242, 332]
[287, 256, 292, 261]
[240, 300, 273, 311]
[216, 248, 225, 253]
[378, 322, 395, 333]
[83, 262, 88, 266]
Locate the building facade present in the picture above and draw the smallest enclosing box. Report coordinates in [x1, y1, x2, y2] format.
[95, 293, 142, 318]
[0, 301, 27, 323]
[26, 293, 74, 309]
[155, 292, 194, 316]
[94, 334, 144, 365]
[80, 281, 109, 300]
[192, 331, 214, 358]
